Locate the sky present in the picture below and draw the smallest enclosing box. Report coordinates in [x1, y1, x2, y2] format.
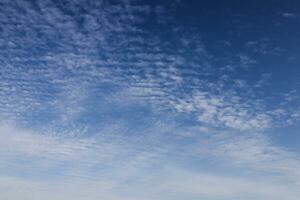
[0, 0, 300, 199]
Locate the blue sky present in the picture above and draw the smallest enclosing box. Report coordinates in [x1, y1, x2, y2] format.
[1, 0, 300, 199]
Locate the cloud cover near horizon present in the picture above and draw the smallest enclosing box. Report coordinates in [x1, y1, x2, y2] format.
[1, 0, 300, 199]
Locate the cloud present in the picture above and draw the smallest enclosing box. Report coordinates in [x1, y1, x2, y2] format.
[1, 120, 300, 200]
[1, 1, 300, 199]
[1, 0, 299, 132]
[212, 133, 300, 181]
[159, 169, 300, 200]
[281, 12, 297, 18]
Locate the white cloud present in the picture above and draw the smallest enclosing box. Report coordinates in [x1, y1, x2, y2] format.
[0, 0, 299, 132]
[1, 121, 300, 199]
[1, 1, 300, 199]
[281, 12, 297, 18]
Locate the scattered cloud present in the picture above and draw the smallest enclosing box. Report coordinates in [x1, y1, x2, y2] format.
[1, 1, 300, 199]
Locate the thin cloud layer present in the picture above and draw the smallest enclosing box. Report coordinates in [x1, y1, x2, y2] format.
[0, 0, 300, 199]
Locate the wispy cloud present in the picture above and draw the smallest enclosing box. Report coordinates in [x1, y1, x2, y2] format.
[1, 0, 299, 131]
[1, 121, 300, 200]
[281, 12, 297, 18]
[1, 1, 300, 199]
